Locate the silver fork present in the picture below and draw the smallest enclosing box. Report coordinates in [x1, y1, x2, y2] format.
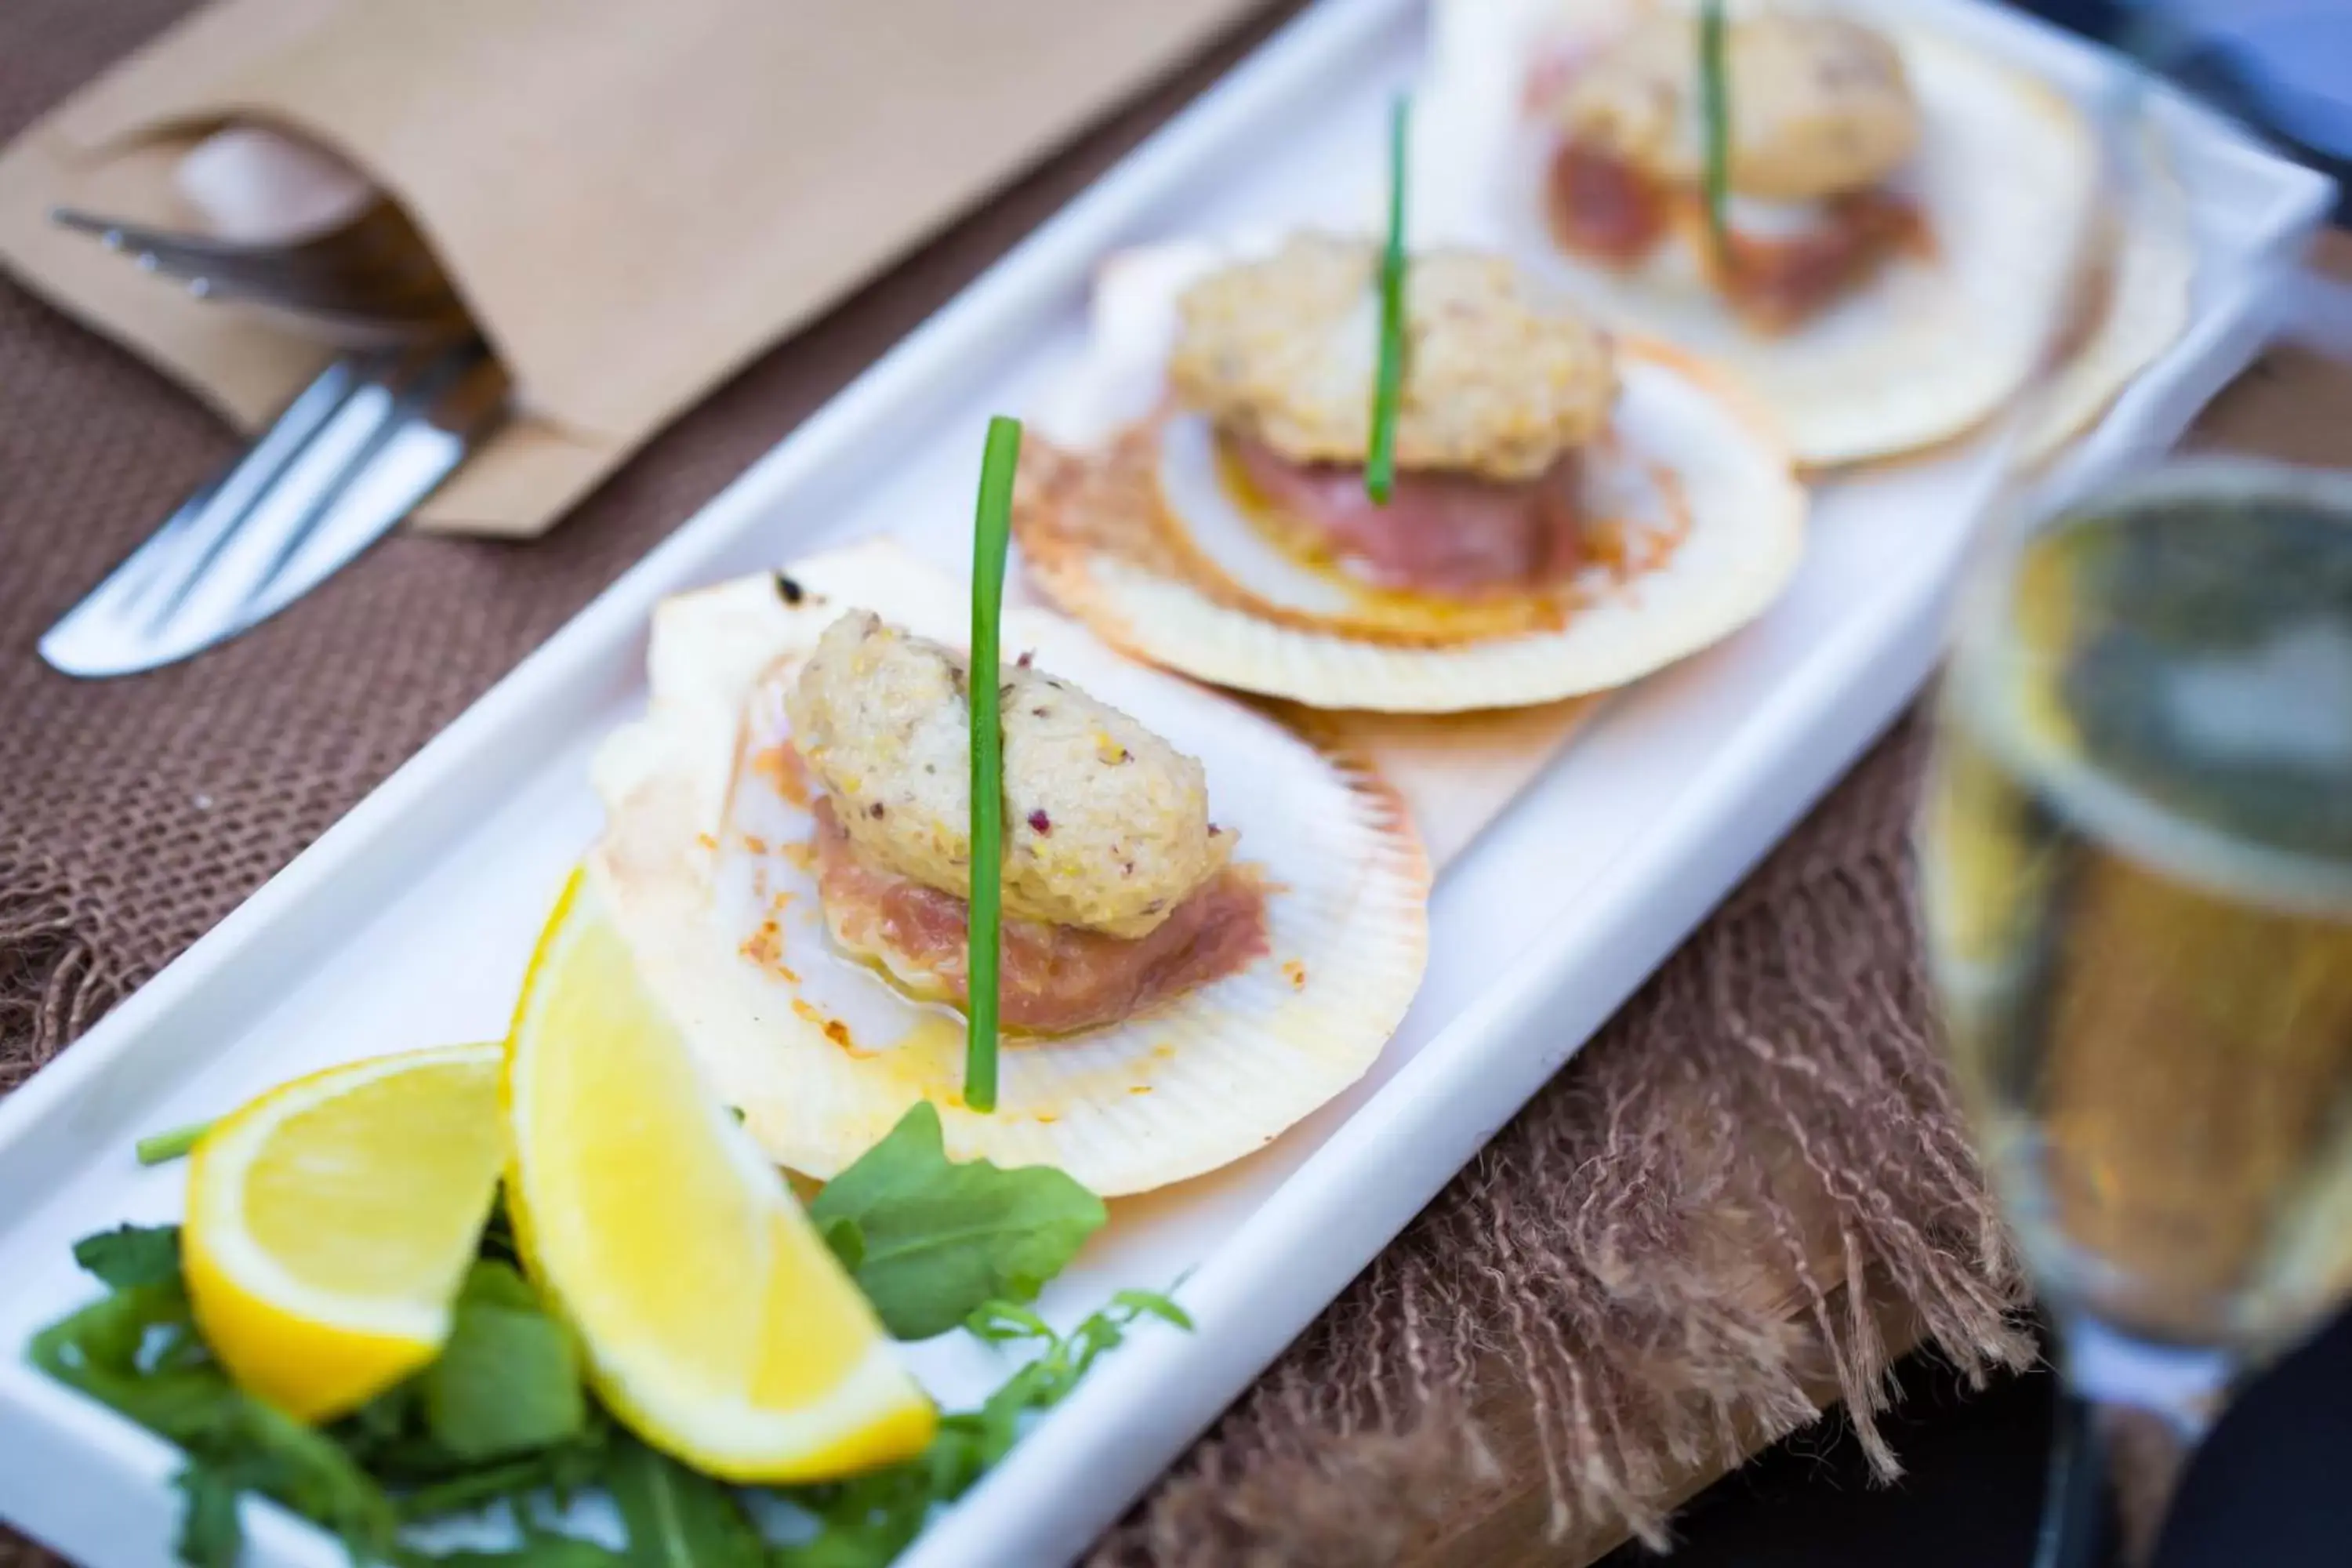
[50, 201, 470, 337]
[39, 336, 510, 677]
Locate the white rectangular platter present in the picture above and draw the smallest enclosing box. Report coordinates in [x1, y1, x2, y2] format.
[0, 2, 2330, 1565]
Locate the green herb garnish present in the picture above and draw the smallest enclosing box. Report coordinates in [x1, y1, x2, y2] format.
[32, 1202, 1181, 1568]
[1367, 95, 1410, 506]
[964, 415, 1021, 1114]
[771, 1291, 1192, 1567]
[811, 1102, 1105, 1341]
[1698, 0, 1732, 266]
[137, 1120, 212, 1166]
[418, 1263, 586, 1462]
[29, 1266, 398, 1568]
[72, 1221, 183, 1289]
[606, 1432, 763, 1568]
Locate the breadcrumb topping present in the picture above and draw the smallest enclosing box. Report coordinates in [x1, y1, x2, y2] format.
[784, 611, 1229, 938]
[1555, 12, 1919, 202]
[1170, 234, 1617, 481]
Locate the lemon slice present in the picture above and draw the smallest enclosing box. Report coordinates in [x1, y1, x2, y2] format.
[504, 868, 935, 1482]
[183, 1042, 507, 1422]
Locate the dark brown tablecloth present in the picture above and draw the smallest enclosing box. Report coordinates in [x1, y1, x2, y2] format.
[1, 5, 2032, 1564]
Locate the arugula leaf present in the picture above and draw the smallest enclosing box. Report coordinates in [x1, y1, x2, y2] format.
[381, 1417, 612, 1524]
[816, 1217, 863, 1276]
[72, 1223, 183, 1290]
[809, 1103, 1105, 1340]
[960, 1301, 1051, 1347]
[29, 1254, 608, 1565]
[423, 1263, 586, 1461]
[413, 1531, 632, 1568]
[391, 1454, 579, 1523]
[768, 1500, 927, 1568]
[341, 1357, 610, 1522]
[768, 1428, 957, 1568]
[477, 1200, 523, 1268]
[175, 1465, 244, 1568]
[216, 1402, 396, 1564]
[964, 1290, 1188, 1401]
[771, 1290, 1191, 1566]
[1111, 1290, 1192, 1334]
[30, 1279, 400, 1566]
[607, 1434, 763, 1568]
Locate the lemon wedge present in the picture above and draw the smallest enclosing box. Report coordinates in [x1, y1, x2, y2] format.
[504, 867, 935, 1482]
[183, 1042, 507, 1421]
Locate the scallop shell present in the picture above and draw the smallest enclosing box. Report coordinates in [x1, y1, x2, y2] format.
[590, 539, 1431, 1197]
[1019, 300, 1805, 712]
[1411, 0, 2188, 469]
[2020, 143, 2196, 466]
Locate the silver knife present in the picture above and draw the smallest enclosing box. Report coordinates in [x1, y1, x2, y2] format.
[40, 336, 510, 678]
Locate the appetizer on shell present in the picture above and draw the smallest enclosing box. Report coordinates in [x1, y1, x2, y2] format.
[589, 539, 1429, 1196]
[1018, 230, 1806, 712]
[1410, 0, 2193, 467]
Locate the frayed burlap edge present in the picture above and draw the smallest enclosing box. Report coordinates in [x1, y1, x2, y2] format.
[1087, 716, 2034, 1567]
[0, 855, 131, 1097]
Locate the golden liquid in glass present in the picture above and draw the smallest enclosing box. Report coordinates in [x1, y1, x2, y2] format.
[1922, 464, 2352, 1350]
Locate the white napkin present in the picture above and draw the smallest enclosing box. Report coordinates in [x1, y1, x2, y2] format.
[175, 124, 375, 245]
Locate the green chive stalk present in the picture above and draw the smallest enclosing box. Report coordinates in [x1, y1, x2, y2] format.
[1699, 0, 1732, 266]
[135, 1120, 212, 1166]
[1367, 95, 1410, 506]
[964, 416, 1021, 1112]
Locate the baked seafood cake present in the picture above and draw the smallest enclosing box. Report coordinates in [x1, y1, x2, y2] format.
[1017, 231, 1804, 712]
[590, 541, 1429, 1195]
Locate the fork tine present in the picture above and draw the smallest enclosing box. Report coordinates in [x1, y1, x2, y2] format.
[53, 207, 356, 272]
[46, 207, 131, 243]
[146, 252, 463, 328]
[51, 208, 302, 274]
[50, 205, 470, 334]
[92, 227, 459, 319]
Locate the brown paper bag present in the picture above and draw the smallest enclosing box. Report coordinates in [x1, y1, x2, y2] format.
[0, 0, 1270, 535]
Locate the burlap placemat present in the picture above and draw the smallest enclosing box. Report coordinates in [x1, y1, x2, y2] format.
[1, 3, 2030, 1563]
[1087, 710, 2035, 1566]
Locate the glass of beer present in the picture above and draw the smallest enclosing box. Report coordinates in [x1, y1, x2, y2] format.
[1915, 28, 2352, 1568]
